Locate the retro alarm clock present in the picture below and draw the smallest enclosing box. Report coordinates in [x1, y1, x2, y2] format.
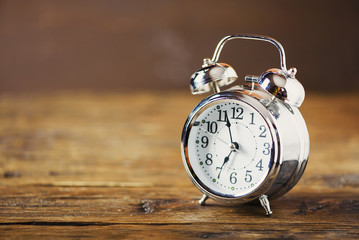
[180, 34, 309, 215]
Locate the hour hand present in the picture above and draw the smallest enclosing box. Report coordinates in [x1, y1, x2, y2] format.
[217, 151, 232, 179]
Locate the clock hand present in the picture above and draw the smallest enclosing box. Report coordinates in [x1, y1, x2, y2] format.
[200, 128, 233, 148]
[200, 126, 239, 153]
[217, 150, 233, 179]
[225, 112, 240, 152]
[225, 112, 234, 144]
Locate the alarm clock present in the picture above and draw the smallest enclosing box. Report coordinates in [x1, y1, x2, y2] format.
[180, 34, 309, 215]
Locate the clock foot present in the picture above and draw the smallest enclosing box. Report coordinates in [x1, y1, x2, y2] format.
[199, 194, 208, 206]
[259, 194, 272, 216]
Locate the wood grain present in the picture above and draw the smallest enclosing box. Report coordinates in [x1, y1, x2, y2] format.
[0, 91, 358, 239]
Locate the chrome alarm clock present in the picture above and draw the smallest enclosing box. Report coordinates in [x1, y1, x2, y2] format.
[181, 34, 309, 215]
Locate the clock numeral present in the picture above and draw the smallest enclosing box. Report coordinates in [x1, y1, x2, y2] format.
[230, 172, 237, 184]
[245, 170, 252, 183]
[249, 112, 255, 125]
[205, 121, 218, 134]
[205, 153, 213, 166]
[259, 125, 266, 138]
[217, 110, 229, 122]
[218, 107, 245, 121]
[201, 136, 209, 148]
[263, 143, 271, 155]
[256, 159, 263, 171]
[231, 107, 243, 120]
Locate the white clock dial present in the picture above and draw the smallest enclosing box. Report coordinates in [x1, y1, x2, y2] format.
[187, 99, 274, 197]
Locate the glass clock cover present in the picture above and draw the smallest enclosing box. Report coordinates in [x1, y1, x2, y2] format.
[185, 98, 274, 198]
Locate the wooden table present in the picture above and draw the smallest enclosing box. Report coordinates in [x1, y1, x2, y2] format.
[1, 91, 358, 239]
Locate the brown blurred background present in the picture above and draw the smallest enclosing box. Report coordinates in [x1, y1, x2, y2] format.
[0, 0, 358, 94]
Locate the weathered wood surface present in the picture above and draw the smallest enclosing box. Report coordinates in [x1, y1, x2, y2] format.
[0, 91, 358, 239]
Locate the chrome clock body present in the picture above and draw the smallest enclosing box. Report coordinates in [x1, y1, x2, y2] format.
[181, 86, 309, 205]
[180, 34, 310, 215]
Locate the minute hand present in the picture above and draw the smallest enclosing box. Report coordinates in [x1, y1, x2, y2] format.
[225, 113, 234, 143]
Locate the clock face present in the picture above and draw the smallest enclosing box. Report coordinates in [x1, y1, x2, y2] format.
[185, 98, 274, 198]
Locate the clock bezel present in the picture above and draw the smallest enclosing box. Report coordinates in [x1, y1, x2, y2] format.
[181, 90, 282, 204]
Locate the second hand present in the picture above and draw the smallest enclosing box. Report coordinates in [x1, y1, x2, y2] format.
[200, 128, 237, 151]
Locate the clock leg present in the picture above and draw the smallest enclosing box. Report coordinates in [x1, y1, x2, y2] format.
[259, 195, 273, 216]
[199, 194, 208, 206]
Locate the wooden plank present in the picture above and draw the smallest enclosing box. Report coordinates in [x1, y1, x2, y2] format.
[0, 91, 358, 239]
